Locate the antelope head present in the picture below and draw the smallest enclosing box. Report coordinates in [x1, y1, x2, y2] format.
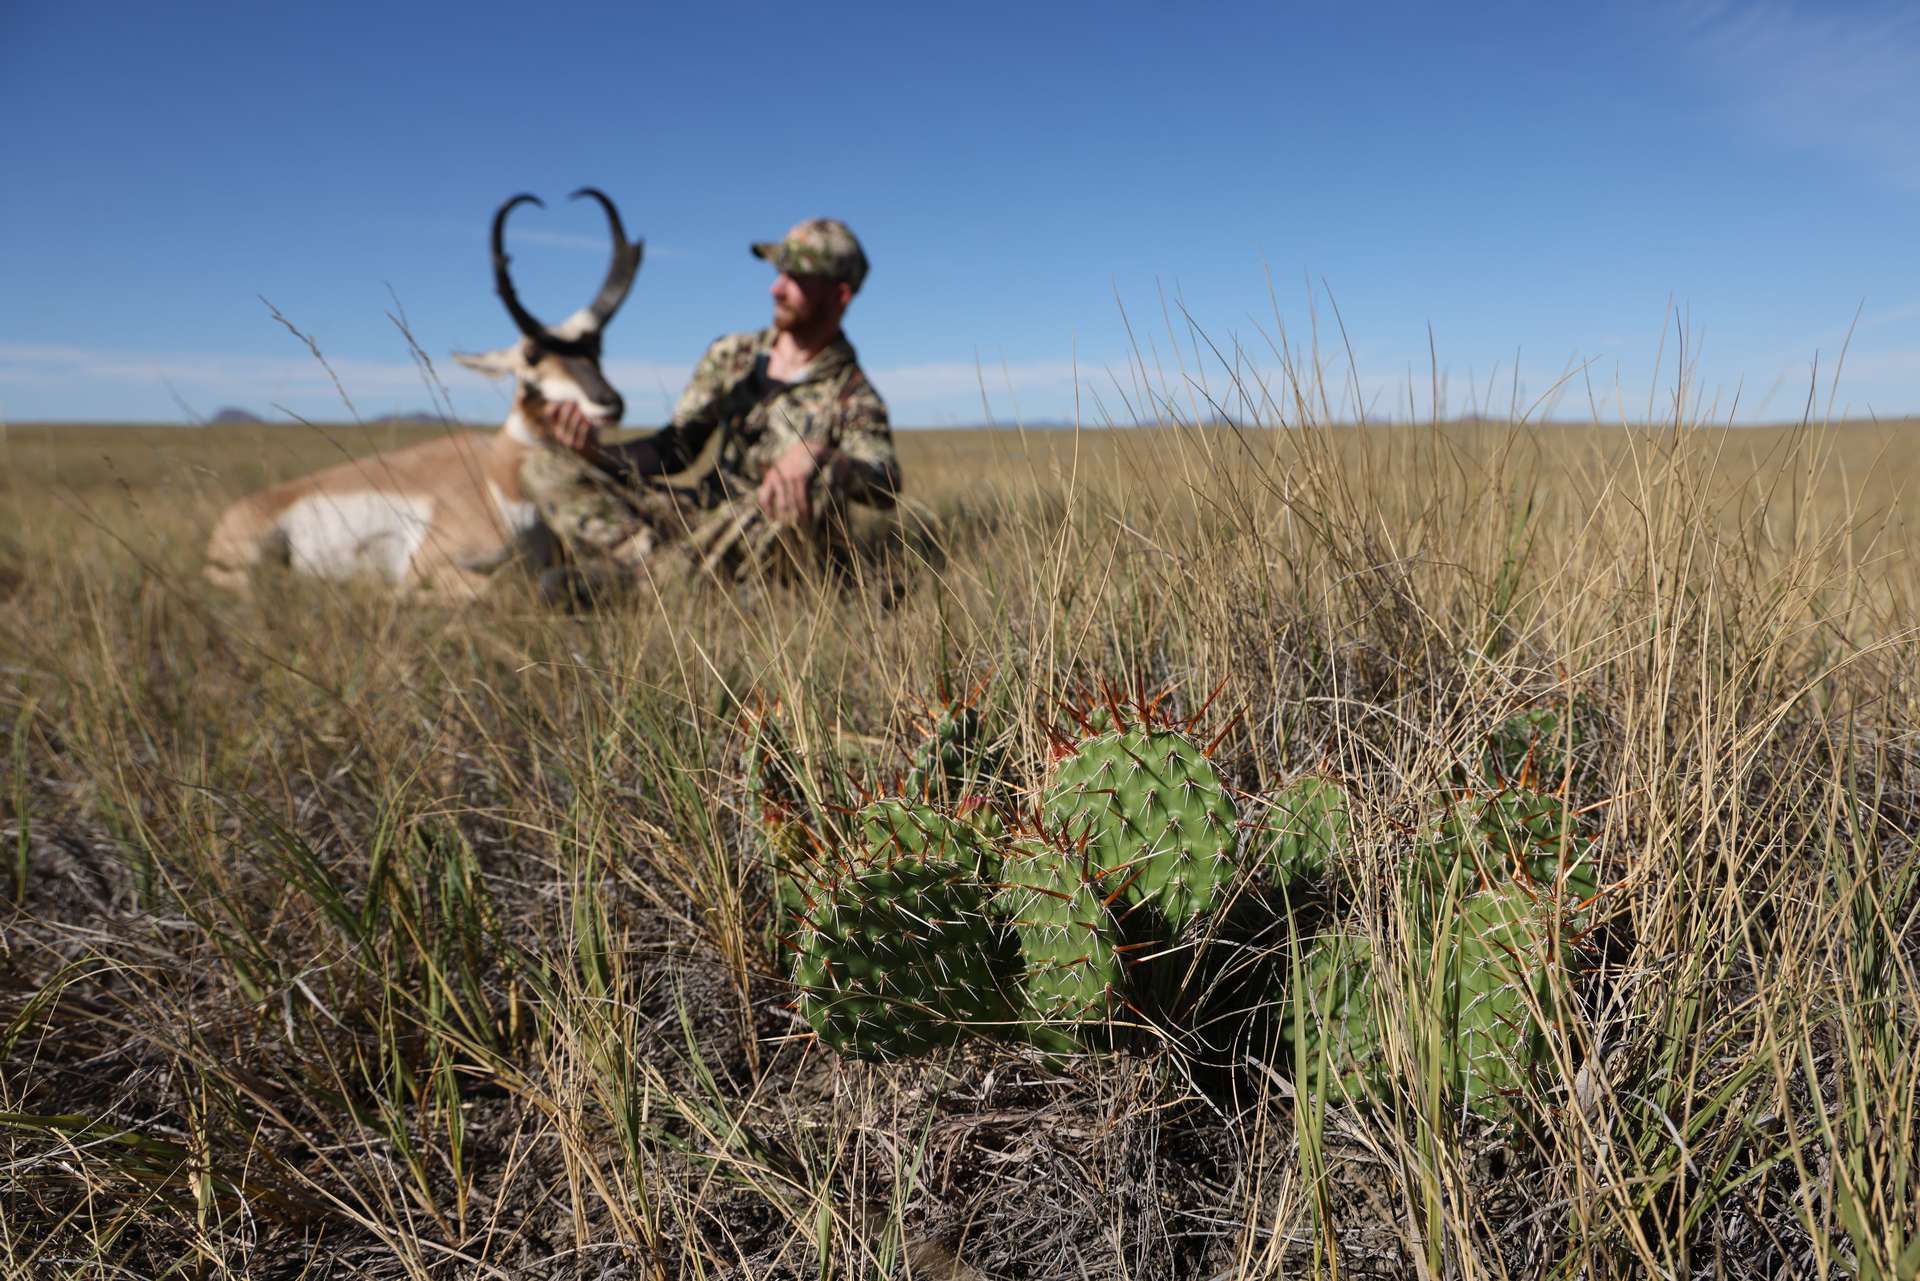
[454, 187, 643, 434]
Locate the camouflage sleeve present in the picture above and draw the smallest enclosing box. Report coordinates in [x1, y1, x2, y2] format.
[824, 371, 900, 508]
[642, 334, 748, 475]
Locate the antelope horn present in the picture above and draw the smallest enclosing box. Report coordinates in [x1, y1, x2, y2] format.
[490, 192, 554, 342]
[571, 186, 643, 329]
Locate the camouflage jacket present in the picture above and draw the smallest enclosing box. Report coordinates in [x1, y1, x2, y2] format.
[644, 328, 900, 506]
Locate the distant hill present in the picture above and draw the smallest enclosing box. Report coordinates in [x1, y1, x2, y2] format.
[210, 407, 261, 424]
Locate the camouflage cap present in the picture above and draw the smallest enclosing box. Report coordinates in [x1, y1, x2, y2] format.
[751, 218, 870, 293]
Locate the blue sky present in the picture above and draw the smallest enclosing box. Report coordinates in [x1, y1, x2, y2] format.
[4, 0, 1917, 426]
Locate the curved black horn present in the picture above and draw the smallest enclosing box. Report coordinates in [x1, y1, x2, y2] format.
[571, 186, 644, 329]
[490, 192, 554, 342]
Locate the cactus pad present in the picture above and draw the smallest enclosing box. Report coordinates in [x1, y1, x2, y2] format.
[1284, 931, 1385, 1101]
[739, 708, 826, 948]
[1252, 775, 1352, 887]
[1417, 881, 1567, 1114]
[1483, 706, 1585, 791]
[904, 704, 1007, 807]
[995, 837, 1126, 1052]
[1041, 729, 1238, 928]
[1419, 786, 1600, 912]
[792, 857, 1020, 1060]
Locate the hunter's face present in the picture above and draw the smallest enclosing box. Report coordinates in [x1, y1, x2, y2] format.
[770, 271, 846, 333]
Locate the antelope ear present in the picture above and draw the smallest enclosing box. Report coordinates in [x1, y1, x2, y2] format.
[452, 345, 523, 377]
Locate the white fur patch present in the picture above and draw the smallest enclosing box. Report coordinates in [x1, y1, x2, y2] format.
[504, 408, 542, 445]
[551, 308, 599, 341]
[279, 491, 436, 584]
[487, 480, 539, 533]
[533, 373, 618, 421]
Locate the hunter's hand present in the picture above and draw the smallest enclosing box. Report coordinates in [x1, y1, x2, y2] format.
[758, 440, 825, 526]
[544, 401, 600, 453]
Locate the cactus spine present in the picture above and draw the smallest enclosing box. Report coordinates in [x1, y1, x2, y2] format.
[1420, 785, 1600, 912]
[1483, 705, 1586, 791]
[904, 702, 1006, 808]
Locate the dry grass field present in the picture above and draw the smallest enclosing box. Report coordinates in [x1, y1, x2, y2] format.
[2, 401, 1917, 1278]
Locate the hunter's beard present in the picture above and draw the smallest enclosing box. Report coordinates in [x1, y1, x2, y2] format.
[772, 298, 807, 331]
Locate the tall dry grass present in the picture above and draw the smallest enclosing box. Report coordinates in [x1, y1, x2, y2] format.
[2, 352, 1917, 1277]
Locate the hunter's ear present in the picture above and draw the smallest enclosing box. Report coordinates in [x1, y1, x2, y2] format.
[452, 345, 523, 378]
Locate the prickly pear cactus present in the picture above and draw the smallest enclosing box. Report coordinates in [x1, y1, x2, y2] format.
[1252, 775, 1352, 887]
[739, 707, 823, 947]
[1399, 781, 1597, 1116]
[1413, 879, 1568, 1115]
[1483, 706, 1586, 791]
[1042, 728, 1238, 929]
[1419, 786, 1599, 911]
[1284, 931, 1385, 1102]
[995, 836, 1126, 1052]
[904, 703, 1007, 808]
[751, 677, 1608, 1099]
[740, 708, 805, 825]
[791, 857, 1021, 1060]
[762, 820, 824, 948]
[1498, 788, 1601, 908]
[951, 793, 1008, 842]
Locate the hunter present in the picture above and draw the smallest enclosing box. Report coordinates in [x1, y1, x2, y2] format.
[525, 217, 900, 603]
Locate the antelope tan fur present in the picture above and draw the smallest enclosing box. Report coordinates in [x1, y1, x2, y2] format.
[203, 189, 642, 600]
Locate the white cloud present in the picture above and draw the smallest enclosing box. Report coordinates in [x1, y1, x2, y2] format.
[0, 341, 1100, 426]
[1812, 345, 1920, 380]
[1673, 0, 1920, 190]
[0, 340, 505, 422]
[10, 333, 1902, 429]
[0, 341, 426, 392]
[869, 359, 1086, 423]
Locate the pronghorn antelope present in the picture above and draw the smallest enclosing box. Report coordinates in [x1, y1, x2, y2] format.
[203, 188, 642, 599]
